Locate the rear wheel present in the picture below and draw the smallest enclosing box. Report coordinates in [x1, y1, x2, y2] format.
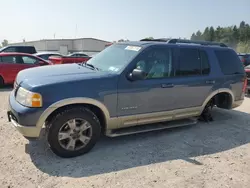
[0, 76, 4, 88]
[46, 107, 101, 158]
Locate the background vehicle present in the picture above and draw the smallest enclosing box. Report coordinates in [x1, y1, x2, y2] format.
[48, 55, 91, 64]
[0, 53, 51, 86]
[245, 65, 250, 93]
[0, 45, 37, 54]
[238, 53, 250, 66]
[7, 39, 246, 158]
[67, 52, 89, 57]
[105, 43, 113, 48]
[34, 51, 63, 60]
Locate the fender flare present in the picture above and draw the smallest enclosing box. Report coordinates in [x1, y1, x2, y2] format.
[36, 97, 110, 129]
[201, 88, 234, 111]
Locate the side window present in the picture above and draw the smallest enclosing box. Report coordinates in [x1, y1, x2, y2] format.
[135, 47, 173, 79]
[40, 55, 49, 60]
[0, 56, 17, 63]
[21, 56, 38, 64]
[177, 48, 200, 76]
[3, 47, 16, 52]
[215, 50, 244, 75]
[200, 50, 210, 75]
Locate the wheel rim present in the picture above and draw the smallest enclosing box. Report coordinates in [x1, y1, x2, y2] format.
[58, 118, 92, 151]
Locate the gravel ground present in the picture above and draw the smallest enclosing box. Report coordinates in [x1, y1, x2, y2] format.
[0, 87, 250, 188]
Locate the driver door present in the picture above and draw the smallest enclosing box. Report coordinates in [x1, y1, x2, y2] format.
[117, 45, 178, 127]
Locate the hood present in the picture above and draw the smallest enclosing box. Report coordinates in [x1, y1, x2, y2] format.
[16, 63, 112, 88]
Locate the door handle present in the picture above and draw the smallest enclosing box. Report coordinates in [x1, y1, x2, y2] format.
[161, 83, 174, 88]
[205, 80, 215, 84]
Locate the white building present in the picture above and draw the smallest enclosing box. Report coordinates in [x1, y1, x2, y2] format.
[10, 38, 111, 56]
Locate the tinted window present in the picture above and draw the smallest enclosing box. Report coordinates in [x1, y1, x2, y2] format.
[200, 50, 210, 74]
[177, 48, 200, 76]
[0, 56, 17, 63]
[135, 47, 173, 79]
[3, 47, 16, 52]
[19, 47, 36, 54]
[215, 50, 245, 75]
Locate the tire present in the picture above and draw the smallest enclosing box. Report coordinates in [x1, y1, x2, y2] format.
[46, 107, 101, 158]
[0, 76, 4, 88]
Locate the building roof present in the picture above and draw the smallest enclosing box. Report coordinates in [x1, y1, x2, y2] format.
[11, 38, 111, 44]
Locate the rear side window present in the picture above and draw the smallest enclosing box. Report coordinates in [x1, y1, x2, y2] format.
[19, 47, 36, 54]
[176, 48, 210, 76]
[177, 48, 200, 76]
[215, 50, 245, 75]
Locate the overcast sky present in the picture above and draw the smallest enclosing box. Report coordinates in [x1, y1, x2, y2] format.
[1, 0, 250, 43]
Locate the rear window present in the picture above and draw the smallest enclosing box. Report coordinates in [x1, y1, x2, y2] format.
[20, 47, 36, 54]
[215, 50, 245, 75]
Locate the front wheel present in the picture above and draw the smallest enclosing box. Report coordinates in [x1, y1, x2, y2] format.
[47, 107, 101, 158]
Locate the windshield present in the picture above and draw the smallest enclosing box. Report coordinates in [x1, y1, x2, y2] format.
[86, 44, 141, 72]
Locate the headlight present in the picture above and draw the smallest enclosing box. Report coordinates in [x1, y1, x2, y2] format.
[16, 87, 42, 107]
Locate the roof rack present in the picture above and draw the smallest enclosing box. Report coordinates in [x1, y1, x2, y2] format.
[140, 38, 227, 47]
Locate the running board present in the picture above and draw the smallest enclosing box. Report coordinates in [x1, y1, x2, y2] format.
[106, 118, 198, 137]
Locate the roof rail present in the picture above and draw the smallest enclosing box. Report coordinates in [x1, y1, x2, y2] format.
[140, 38, 170, 42]
[140, 38, 227, 47]
[167, 39, 227, 47]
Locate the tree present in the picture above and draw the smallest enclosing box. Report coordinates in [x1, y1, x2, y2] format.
[190, 21, 250, 52]
[209, 26, 215, 41]
[202, 27, 210, 41]
[1, 39, 8, 47]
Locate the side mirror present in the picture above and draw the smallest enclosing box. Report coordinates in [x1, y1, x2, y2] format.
[128, 68, 146, 81]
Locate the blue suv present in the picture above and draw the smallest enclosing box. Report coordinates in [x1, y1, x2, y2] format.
[7, 39, 246, 158]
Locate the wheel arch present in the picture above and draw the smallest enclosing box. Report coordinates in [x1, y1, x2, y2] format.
[36, 98, 110, 130]
[201, 88, 234, 111]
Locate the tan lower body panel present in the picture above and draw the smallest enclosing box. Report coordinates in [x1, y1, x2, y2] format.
[109, 106, 202, 130]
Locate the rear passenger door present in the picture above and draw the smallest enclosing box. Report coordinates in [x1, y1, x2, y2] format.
[171, 47, 213, 109]
[0, 55, 19, 83]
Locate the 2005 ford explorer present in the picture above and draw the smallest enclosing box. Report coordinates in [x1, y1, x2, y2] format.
[7, 39, 247, 158]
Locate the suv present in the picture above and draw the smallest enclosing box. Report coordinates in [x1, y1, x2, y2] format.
[7, 39, 246, 158]
[0, 45, 37, 54]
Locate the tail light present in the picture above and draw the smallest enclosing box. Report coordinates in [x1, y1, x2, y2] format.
[243, 76, 247, 93]
[241, 58, 246, 63]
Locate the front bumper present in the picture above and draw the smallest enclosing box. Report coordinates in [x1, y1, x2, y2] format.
[7, 111, 41, 139]
[7, 90, 44, 139]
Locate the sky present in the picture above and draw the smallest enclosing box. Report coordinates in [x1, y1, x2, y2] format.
[1, 0, 250, 43]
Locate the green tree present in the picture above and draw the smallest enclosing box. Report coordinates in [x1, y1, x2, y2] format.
[190, 21, 250, 52]
[1, 39, 8, 47]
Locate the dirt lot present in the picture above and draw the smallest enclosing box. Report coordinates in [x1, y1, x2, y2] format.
[0, 87, 250, 188]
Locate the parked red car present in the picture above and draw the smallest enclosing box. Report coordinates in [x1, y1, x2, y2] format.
[48, 55, 91, 64]
[0, 53, 52, 86]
